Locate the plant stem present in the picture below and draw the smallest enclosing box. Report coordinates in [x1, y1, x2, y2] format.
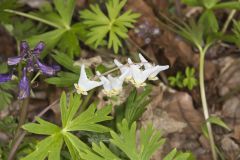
[31, 71, 41, 84]
[8, 98, 29, 160]
[4, 9, 62, 29]
[199, 47, 217, 160]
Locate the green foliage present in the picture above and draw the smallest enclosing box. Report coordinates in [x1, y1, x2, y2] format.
[183, 67, 198, 90]
[168, 67, 197, 90]
[181, 0, 240, 10]
[168, 72, 184, 88]
[0, 116, 17, 135]
[5, 0, 86, 58]
[0, 0, 20, 24]
[80, 119, 165, 160]
[201, 116, 230, 139]
[0, 63, 16, 110]
[22, 92, 112, 160]
[115, 86, 151, 126]
[163, 148, 195, 160]
[80, 0, 140, 53]
[45, 51, 80, 87]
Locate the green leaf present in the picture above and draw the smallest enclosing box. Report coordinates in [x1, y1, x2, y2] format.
[22, 133, 63, 160]
[27, 29, 66, 58]
[82, 119, 165, 160]
[63, 132, 90, 153]
[0, 0, 21, 24]
[199, 10, 219, 34]
[57, 30, 81, 58]
[163, 148, 195, 160]
[183, 67, 198, 90]
[110, 119, 164, 160]
[0, 90, 13, 110]
[163, 148, 177, 160]
[45, 71, 79, 87]
[207, 116, 230, 131]
[12, 19, 47, 40]
[23, 92, 113, 160]
[168, 72, 184, 88]
[51, 51, 80, 73]
[53, 0, 75, 27]
[140, 124, 165, 160]
[175, 19, 204, 48]
[80, 0, 140, 53]
[29, 11, 66, 28]
[80, 142, 121, 160]
[212, 1, 240, 10]
[202, 0, 219, 9]
[124, 87, 151, 125]
[66, 104, 112, 132]
[22, 117, 61, 135]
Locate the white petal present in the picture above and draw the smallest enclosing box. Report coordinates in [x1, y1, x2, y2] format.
[150, 65, 169, 78]
[114, 59, 129, 74]
[76, 66, 103, 93]
[119, 70, 129, 81]
[79, 64, 88, 83]
[138, 53, 152, 69]
[83, 80, 103, 91]
[97, 71, 112, 91]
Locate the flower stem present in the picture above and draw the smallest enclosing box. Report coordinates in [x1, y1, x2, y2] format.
[8, 98, 29, 160]
[31, 71, 41, 84]
[199, 47, 217, 160]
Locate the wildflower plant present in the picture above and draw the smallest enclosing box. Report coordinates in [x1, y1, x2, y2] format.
[5, 41, 60, 99]
[168, 67, 198, 90]
[21, 92, 194, 160]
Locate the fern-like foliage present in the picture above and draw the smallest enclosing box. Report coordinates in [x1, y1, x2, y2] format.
[80, 0, 140, 53]
[22, 92, 112, 160]
[81, 119, 165, 160]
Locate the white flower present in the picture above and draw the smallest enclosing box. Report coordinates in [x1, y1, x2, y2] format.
[114, 59, 132, 81]
[114, 58, 142, 82]
[139, 53, 169, 80]
[128, 58, 161, 88]
[74, 64, 103, 95]
[97, 70, 128, 97]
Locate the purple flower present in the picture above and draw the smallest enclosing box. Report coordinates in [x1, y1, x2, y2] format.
[8, 41, 29, 65]
[0, 74, 13, 84]
[18, 68, 30, 100]
[32, 41, 45, 55]
[35, 59, 60, 76]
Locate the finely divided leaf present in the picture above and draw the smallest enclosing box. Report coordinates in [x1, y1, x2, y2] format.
[80, 0, 140, 53]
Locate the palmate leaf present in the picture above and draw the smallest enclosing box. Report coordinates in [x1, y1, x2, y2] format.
[22, 92, 113, 160]
[80, 0, 140, 53]
[81, 119, 165, 160]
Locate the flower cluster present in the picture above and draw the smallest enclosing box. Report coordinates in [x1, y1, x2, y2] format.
[0, 41, 60, 100]
[74, 54, 169, 97]
[8, 41, 60, 76]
